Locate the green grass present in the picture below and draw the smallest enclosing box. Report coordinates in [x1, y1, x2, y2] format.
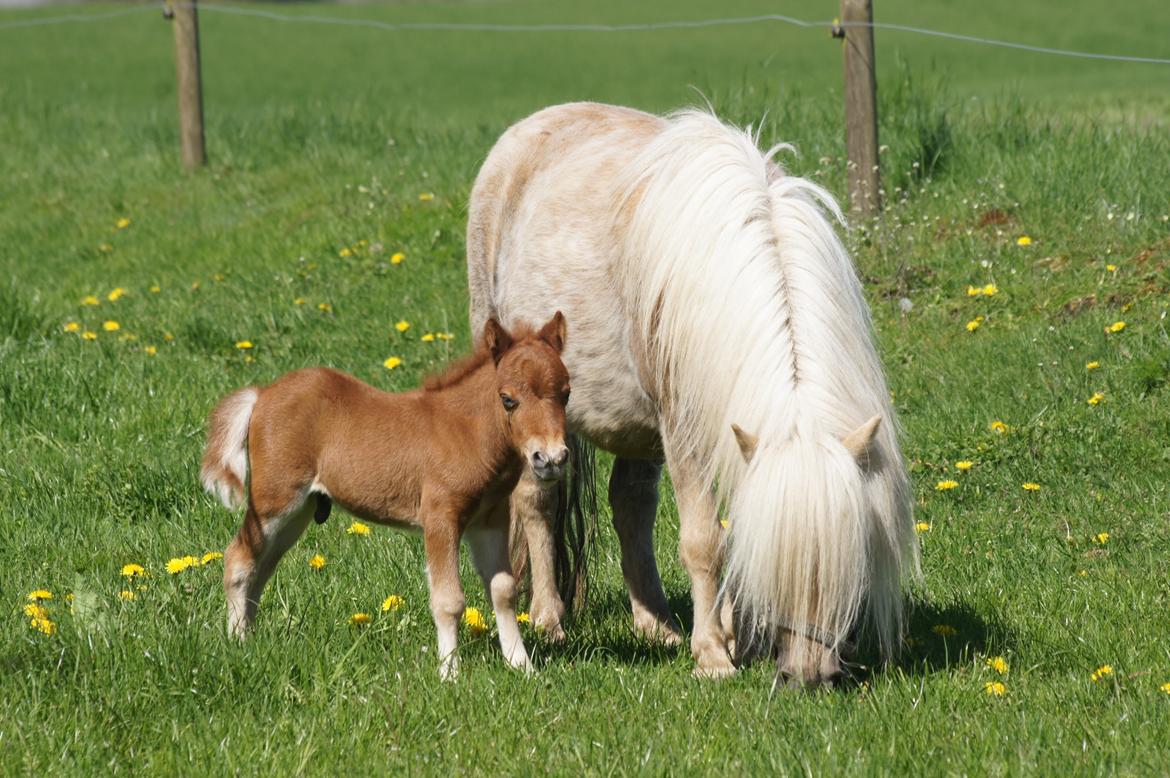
[3, 1, 1170, 774]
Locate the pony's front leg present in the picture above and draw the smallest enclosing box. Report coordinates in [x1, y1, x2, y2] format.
[467, 509, 532, 673]
[511, 470, 566, 641]
[667, 456, 736, 679]
[610, 458, 682, 645]
[423, 515, 466, 681]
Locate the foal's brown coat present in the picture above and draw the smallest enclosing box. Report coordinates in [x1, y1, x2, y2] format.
[201, 314, 571, 678]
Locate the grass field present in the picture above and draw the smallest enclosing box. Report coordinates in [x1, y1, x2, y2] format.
[3, 1, 1170, 774]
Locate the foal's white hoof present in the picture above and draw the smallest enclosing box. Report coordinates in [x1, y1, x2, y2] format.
[438, 657, 460, 682]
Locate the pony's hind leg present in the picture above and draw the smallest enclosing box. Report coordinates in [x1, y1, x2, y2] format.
[224, 494, 313, 639]
[609, 458, 682, 645]
[467, 512, 532, 672]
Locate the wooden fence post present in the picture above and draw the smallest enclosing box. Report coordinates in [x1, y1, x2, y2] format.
[839, 0, 880, 215]
[169, 0, 206, 170]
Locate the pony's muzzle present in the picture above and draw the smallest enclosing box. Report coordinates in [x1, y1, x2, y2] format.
[531, 446, 569, 482]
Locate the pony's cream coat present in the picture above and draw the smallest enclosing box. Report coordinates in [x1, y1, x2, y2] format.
[468, 103, 917, 684]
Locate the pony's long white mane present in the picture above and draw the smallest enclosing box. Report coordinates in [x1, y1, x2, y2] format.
[615, 110, 917, 659]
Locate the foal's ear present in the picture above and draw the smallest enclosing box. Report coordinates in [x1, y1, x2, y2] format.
[841, 415, 881, 464]
[483, 318, 514, 365]
[538, 310, 567, 353]
[731, 424, 758, 463]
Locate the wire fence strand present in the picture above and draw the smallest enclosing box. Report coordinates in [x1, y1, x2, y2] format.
[1, 2, 1168, 66]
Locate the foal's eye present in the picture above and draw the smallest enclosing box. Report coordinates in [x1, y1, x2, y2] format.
[561, 388, 571, 405]
[501, 394, 518, 412]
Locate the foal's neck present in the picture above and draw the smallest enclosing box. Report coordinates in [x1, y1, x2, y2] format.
[427, 359, 514, 468]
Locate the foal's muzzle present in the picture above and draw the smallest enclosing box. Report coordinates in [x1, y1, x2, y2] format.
[531, 446, 569, 482]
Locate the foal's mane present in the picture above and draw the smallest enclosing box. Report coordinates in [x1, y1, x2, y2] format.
[421, 322, 540, 392]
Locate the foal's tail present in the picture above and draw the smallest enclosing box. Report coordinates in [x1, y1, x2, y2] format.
[200, 387, 259, 510]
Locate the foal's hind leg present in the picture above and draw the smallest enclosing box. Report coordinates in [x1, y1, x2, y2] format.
[610, 458, 682, 646]
[224, 493, 313, 639]
[467, 507, 532, 672]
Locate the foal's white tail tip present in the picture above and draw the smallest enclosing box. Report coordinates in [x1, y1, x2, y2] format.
[200, 387, 259, 509]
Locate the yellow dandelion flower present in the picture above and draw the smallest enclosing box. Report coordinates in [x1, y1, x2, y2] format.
[1077, 570, 1088, 577]
[383, 356, 402, 370]
[984, 681, 1006, 697]
[82, 295, 100, 306]
[63, 321, 80, 333]
[381, 595, 404, 612]
[211, 274, 224, 283]
[436, 332, 455, 341]
[1022, 482, 1041, 491]
[932, 624, 957, 636]
[339, 247, 353, 258]
[293, 297, 306, 306]
[1106, 264, 1117, 272]
[1160, 682, 1170, 695]
[115, 217, 131, 230]
[163, 332, 174, 342]
[966, 318, 983, 332]
[720, 518, 729, 529]
[1087, 392, 1105, 406]
[120, 563, 146, 578]
[421, 333, 435, 342]
[1085, 361, 1100, 370]
[1016, 235, 1032, 246]
[1093, 532, 1110, 545]
[317, 302, 332, 313]
[349, 612, 371, 626]
[150, 284, 161, 293]
[966, 285, 982, 297]
[982, 283, 998, 296]
[201, 551, 224, 565]
[1106, 321, 1126, 334]
[119, 590, 136, 601]
[82, 331, 97, 341]
[914, 521, 931, 533]
[419, 192, 435, 202]
[30, 617, 56, 636]
[987, 656, 1008, 675]
[990, 420, 1008, 434]
[463, 607, 488, 634]
[102, 320, 120, 332]
[235, 340, 253, 350]
[98, 243, 113, 254]
[1091, 664, 1113, 682]
[27, 590, 52, 601]
[516, 612, 531, 624]
[955, 460, 974, 472]
[309, 554, 326, 570]
[107, 287, 126, 302]
[346, 521, 371, 536]
[144, 345, 157, 356]
[936, 480, 959, 491]
[165, 557, 193, 575]
[23, 603, 48, 619]
[395, 320, 410, 333]
[390, 252, 406, 264]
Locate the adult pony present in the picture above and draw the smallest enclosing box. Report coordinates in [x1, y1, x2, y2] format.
[467, 103, 917, 685]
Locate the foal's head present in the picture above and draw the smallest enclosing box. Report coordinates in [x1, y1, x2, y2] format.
[483, 312, 571, 482]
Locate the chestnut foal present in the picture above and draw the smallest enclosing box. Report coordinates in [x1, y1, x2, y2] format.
[200, 313, 571, 679]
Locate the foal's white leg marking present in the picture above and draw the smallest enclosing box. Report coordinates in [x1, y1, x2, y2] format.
[467, 524, 533, 673]
[426, 562, 462, 681]
[225, 494, 314, 639]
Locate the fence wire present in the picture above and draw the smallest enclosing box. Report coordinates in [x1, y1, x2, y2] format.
[1, 2, 1168, 66]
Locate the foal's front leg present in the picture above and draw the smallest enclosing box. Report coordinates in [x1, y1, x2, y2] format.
[467, 505, 532, 672]
[423, 514, 466, 681]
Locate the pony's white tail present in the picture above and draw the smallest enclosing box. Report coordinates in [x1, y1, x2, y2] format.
[724, 426, 873, 663]
[200, 387, 259, 510]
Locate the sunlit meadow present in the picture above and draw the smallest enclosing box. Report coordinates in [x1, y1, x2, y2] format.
[2, 0, 1170, 773]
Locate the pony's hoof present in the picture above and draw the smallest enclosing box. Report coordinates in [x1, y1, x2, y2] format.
[633, 614, 683, 646]
[438, 658, 460, 682]
[693, 656, 737, 680]
[535, 619, 566, 643]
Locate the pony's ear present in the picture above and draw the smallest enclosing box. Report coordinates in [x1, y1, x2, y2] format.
[538, 311, 567, 353]
[483, 318, 514, 365]
[731, 424, 758, 463]
[842, 415, 881, 464]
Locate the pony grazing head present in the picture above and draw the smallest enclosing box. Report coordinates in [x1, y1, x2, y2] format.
[483, 312, 571, 482]
[726, 414, 889, 689]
